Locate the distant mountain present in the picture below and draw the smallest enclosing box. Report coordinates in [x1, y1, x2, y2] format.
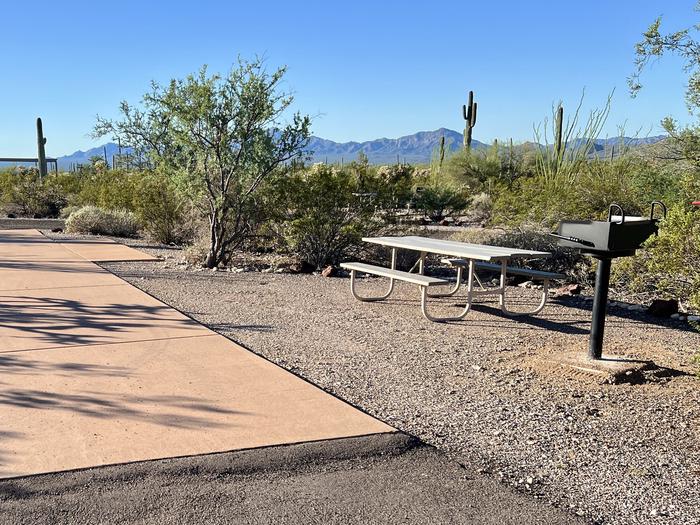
[55, 143, 133, 170]
[36, 131, 666, 169]
[305, 128, 484, 164]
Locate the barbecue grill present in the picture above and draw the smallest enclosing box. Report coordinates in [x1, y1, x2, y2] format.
[551, 202, 666, 360]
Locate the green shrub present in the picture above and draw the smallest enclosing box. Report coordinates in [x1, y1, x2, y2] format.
[277, 163, 382, 269]
[613, 200, 700, 310]
[450, 228, 591, 283]
[414, 185, 469, 222]
[0, 169, 68, 218]
[65, 206, 140, 237]
[76, 169, 139, 211]
[491, 158, 651, 227]
[134, 172, 188, 244]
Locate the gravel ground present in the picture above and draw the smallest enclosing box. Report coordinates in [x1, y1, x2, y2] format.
[43, 233, 700, 524]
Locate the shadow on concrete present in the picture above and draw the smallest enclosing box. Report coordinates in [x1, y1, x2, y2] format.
[0, 355, 131, 377]
[0, 260, 111, 275]
[0, 389, 244, 430]
[0, 295, 202, 350]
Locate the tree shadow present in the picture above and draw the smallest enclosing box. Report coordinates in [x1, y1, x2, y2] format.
[0, 389, 246, 430]
[0, 295, 203, 350]
[0, 259, 113, 276]
[0, 354, 132, 377]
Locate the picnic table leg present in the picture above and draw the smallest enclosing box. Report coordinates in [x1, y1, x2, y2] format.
[498, 260, 550, 316]
[427, 264, 464, 298]
[421, 260, 475, 322]
[349, 248, 397, 302]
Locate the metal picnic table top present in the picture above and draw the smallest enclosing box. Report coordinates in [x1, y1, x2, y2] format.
[362, 235, 551, 263]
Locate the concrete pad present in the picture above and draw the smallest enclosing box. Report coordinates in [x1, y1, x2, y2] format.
[0, 259, 123, 291]
[0, 334, 392, 478]
[0, 229, 81, 262]
[58, 238, 160, 262]
[544, 351, 655, 384]
[0, 284, 209, 352]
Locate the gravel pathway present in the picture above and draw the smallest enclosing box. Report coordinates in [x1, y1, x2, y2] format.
[44, 234, 698, 525]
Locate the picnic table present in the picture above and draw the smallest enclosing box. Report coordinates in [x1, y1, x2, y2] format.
[341, 235, 563, 322]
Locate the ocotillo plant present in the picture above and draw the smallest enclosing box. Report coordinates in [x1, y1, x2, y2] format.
[554, 105, 564, 161]
[462, 91, 478, 150]
[36, 118, 47, 178]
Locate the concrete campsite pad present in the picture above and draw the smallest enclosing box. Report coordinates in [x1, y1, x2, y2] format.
[58, 237, 160, 262]
[0, 334, 391, 478]
[0, 230, 393, 478]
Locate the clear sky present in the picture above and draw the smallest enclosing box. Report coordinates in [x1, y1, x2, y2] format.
[1, 0, 697, 157]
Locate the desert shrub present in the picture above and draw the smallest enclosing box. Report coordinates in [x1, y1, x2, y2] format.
[613, 197, 700, 310]
[277, 163, 382, 269]
[76, 169, 139, 211]
[65, 206, 140, 237]
[414, 184, 469, 222]
[134, 172, 189, 244]
[452, 228, 591, 283]
[0, 169, 68, 218]
[464, 191, 492, 223]
[442, 147, 518, 191]
[491, 157, 653, 227]
[376, 163, 414, 207]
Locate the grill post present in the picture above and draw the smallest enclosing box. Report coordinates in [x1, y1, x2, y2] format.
[589, 256, 612, 360]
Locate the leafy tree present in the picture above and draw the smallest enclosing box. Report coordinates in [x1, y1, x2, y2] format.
[94, 58, 311, 268]
[630, 4, 700, 164]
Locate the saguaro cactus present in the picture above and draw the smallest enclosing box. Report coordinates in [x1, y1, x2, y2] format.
[36, 118, 47, 178]
[462, 91, 478, 150]
[554, 105, 564, 160]
[439, 135, 446, 168]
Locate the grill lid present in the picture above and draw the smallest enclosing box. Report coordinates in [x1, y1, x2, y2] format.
[550, 202, 666, 256]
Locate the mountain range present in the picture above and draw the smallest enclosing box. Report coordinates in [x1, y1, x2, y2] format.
[2, 129, 668, 170]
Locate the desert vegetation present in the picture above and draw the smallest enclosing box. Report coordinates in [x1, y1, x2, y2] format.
[1, 40, 699, 314]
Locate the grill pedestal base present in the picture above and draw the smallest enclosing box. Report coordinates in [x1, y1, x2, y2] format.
[589, 256, 612, 360]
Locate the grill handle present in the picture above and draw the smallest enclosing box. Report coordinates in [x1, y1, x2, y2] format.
[548, 232, 596, 247]
[607, 203, 625, 224]
[650, 201, 667, 221]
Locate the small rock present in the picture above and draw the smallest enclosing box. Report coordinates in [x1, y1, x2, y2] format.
[471, 364, 483, 372]
[688, 315, 700, 322]
[321, 265, 338, 278]
[518, 280, 535, 289]
[552, 283, 581, 297]
[670, 313, 681, 320]
[288, 261, 315, 274]
[647, 299, 679, 318]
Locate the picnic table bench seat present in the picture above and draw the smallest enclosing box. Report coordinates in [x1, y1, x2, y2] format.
[340, 262, 447, 287]
[440, 258, 565, 281]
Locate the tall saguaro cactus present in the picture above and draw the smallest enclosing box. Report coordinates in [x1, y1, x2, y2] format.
[36, 118, 47, 178]
[462, 91, 478, 150]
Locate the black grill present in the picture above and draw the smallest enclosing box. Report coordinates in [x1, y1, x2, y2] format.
[551, 202, 666, 360]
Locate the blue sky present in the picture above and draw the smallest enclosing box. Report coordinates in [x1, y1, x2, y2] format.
[1, 0, 697, 156]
